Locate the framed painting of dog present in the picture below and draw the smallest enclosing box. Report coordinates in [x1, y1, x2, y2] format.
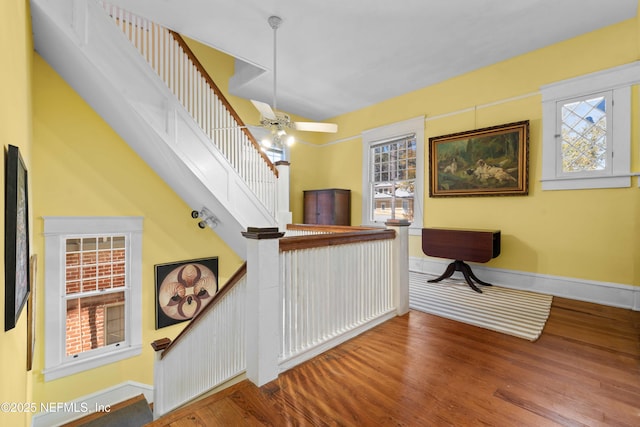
[429, 120, 529, 197]
[154, 257, 219, 329]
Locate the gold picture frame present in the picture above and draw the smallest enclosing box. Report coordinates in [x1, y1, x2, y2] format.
[429, 121, 529, 197]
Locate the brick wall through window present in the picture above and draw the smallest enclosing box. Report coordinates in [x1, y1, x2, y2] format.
[64, 236, 126, 357]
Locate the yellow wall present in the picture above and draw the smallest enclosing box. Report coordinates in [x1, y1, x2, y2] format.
[294, 17, 640, 286]
[183, 37, 325, 148]
[2, 3, 640, 425]
[29, 55, 243, 406]
[0, 0, 33, 426]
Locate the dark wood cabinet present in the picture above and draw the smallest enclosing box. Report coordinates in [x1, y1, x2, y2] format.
[303, 189, 351, 225]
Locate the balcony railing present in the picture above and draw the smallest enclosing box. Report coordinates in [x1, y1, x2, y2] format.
[151, 222, 410, 418]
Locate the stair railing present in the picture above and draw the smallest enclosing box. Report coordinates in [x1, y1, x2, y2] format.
[100, 2, 278, 216]
[151, 263, 248, 418]
[151, 222, 410, 419]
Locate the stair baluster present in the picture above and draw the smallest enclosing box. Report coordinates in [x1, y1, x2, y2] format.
[100, 2, 278, 216]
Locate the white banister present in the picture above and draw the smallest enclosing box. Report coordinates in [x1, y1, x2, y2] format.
[99, 1, 278, 217]
[275, 161, 292, 231]
[386, 219, 411, 315]
[278, 229, 398, 371]
[242, 227, 285, 386]
[151, 273, 247, 418]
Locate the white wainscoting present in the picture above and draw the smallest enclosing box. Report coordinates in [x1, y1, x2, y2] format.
[410, 256, 639, 311]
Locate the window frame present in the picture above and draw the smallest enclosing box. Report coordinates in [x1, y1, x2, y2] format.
[362, 116, 424, 235]
[541, 62, 639, 190]
[43, 217, 143, 382]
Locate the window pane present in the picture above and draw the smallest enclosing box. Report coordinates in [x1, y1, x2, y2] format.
[82, 238, 97, 251]
[370, 135, 416, 222]
[98, 237, 112, 250]
[66, 238, 81, 253]
[105, 304, 125, 345]
[560, 96, 607, 173]
[66, 292, 125, 356]
[82, 279, 97, 293]
[113, 236, 125, 249]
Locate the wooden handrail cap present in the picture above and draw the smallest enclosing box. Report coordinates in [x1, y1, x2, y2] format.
[242, 227, 285, 240]
[151, 337, 172, 352]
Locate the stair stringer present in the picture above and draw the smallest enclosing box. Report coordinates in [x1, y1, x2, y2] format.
[31, 0, 277, 259]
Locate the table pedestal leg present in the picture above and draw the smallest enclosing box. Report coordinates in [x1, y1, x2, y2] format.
[427, 260, 493, 293]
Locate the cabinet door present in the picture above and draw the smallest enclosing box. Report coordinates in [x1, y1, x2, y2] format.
[304, 189, 351, 225]
[303, 191, 318, 224]
[316, 191, 335, 225]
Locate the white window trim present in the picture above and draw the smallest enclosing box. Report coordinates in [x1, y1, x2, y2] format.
[362, 116, 424, 235]
[541, 62, 639, 190]
[43, 217, 143, 382]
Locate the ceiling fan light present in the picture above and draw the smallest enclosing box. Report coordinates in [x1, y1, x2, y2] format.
[277, 129, 286, 137]
[286, 135, 295, 146]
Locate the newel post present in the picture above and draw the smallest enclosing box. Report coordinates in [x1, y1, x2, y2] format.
[242, 227, 285, 386]
[275, 161, 292, 231]
[150, 338, 171, 418]
[386, 219, 411, 316]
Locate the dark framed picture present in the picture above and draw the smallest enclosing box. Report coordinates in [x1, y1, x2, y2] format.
[154, 257, 219, 329]
[5, 144, 30, 331]
[429, 121, 529, 197]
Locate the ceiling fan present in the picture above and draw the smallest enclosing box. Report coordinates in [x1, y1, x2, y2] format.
[251, 15, 338, 148]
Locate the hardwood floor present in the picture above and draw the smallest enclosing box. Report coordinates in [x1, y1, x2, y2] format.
[147, 297, 640, 426]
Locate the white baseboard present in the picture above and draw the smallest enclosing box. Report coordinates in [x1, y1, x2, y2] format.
[410, 256, 639, 311]
[31, 381, 153, 427]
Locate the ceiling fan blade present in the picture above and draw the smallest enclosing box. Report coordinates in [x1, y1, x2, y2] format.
[294, 121, 338, 133]
[251, 100, 276, 120]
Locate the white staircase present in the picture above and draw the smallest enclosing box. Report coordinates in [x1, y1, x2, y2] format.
[31, 0, 279, 258]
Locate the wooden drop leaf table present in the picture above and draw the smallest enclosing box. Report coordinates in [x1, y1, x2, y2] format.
[421, 227, 501, 293]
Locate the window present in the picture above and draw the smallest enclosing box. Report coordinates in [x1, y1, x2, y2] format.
[541, 62, 639, 190]
[362, 116, 424, 234]
[64, 236, 126, 356]
[370, 135, 417, 222]
[43, 217, 143, 381]
[263, 145, 285, 163]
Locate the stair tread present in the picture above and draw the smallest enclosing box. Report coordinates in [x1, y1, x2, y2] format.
[62, 394, 153, 427]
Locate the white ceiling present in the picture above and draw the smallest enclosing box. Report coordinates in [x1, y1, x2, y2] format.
[106, 0, 637, 121]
